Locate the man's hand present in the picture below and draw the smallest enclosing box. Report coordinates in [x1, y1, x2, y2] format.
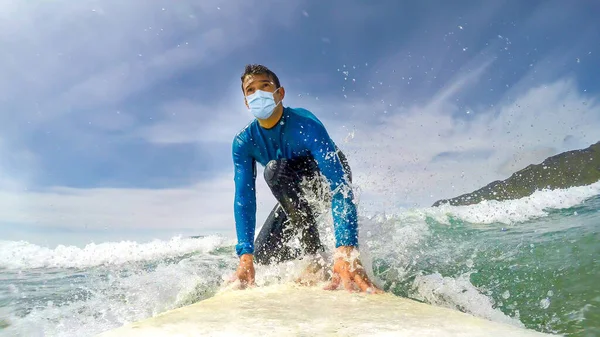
[324, 246, 383, 294]
[232, 253, 255, 289]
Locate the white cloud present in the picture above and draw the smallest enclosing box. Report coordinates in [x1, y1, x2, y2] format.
[0, 0, 304, 184]
[135, 85, 251, 145]
[0, 137, 38, 191]
[338, 76, 600, 209]
[0, 0, 301, 120]
[0, 171, 277, 237]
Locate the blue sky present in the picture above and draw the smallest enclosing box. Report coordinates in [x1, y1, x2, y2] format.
[1, 0, 599, 246]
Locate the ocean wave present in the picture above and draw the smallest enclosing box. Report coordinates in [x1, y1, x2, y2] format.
[0, 235, 229, 270]
[1, 253, 233, 337]
[411, 272, 524, 328]
[425, 181, 600, 225]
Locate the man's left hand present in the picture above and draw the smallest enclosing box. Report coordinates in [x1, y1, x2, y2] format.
[324, 246, 383, 294]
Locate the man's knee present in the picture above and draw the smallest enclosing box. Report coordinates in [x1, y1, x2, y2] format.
[264, 159, 288, 187]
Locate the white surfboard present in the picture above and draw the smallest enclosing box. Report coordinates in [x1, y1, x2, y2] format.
[96, 283, 556, 337]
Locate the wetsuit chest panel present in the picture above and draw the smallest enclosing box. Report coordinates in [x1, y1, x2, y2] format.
[247, 108, 315, 166]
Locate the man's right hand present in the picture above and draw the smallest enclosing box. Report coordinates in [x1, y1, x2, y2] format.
[234, 253, 255, 289]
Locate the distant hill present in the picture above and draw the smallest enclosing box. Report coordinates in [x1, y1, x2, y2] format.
[432, 141, 600, 207]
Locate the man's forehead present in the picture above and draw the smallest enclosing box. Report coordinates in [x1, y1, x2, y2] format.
[243, 74, 273, 88]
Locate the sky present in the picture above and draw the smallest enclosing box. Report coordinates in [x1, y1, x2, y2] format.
[1, 0, 599, 246]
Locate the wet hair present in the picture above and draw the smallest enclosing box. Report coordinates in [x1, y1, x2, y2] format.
[241, 64, 281, 92]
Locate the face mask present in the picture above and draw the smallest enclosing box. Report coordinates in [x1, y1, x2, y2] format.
[246, 88, 281, 120]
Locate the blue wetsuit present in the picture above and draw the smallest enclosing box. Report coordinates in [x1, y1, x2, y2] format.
[232, 106, 359, 256]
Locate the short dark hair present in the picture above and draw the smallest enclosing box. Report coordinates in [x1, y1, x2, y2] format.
[241, 64, 281, 92]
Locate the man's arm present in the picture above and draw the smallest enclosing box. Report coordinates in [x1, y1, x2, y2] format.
[305, 122, 359, 248]
[232, 135, 257, 257]
[305, 121, 382, 293]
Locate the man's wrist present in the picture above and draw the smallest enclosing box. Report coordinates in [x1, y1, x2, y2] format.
[240, 253, 254, 263]
[336, 245, 356, 253]
[334, 246, 358, 259]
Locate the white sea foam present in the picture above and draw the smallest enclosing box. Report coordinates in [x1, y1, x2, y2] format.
[1, 252, 236, 337]
[354, 183, 600, 288]
[425, 181, 600, 225]
[411, 272, 524, 328]
[0, 235, 230, 270]
[352, 182, 600, 333]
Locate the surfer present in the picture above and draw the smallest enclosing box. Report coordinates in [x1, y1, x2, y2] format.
[230, 64, 382, 294]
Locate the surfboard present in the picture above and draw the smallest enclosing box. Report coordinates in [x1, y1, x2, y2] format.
[96, 283, 555, 337]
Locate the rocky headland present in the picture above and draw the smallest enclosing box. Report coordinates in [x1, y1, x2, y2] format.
[432, 141, 600, 207]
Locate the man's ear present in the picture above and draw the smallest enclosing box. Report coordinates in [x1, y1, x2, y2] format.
[277, 86, 285, 102]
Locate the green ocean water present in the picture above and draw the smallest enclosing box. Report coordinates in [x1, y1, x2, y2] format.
[369, 194, 600, 336]
[0, 187, 599, 337]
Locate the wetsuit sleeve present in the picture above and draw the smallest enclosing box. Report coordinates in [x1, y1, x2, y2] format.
[232, 135, 257, 256]
[305, 122, 359, 248]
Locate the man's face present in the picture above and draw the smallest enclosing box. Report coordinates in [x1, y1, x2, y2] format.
[242, 73, 285, 108]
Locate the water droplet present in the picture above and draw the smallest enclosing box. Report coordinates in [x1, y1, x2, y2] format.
[458, 25, 463, 30]
[540, 298, 550, 309]
[502, 290, 510, 299]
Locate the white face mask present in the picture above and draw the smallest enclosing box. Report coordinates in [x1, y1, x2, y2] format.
[246, 88, 281, 119]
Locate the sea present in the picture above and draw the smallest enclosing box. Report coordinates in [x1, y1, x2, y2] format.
[1, 182, 599, 337]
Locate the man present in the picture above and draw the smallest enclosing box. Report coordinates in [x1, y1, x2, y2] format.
[230, 64, 381, 294]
